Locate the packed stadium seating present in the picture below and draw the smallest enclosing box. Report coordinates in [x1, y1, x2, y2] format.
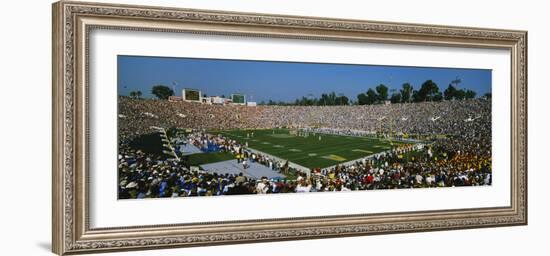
[117, 97, 491, 198]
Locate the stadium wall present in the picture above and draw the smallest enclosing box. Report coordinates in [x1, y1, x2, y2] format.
[245, 147, 312, 175]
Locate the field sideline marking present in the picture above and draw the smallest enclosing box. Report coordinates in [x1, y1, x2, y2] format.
[352, 149, 373, 153]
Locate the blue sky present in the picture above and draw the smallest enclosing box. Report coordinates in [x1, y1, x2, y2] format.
[118, 55, 491, 103]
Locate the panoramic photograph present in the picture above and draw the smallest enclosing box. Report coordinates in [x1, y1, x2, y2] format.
[117, 55, 492, 199]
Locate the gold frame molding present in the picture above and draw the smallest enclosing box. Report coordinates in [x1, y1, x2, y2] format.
[52, 1, 527, 255]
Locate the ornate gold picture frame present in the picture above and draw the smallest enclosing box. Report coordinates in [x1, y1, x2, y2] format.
[52, 1, 527, 255]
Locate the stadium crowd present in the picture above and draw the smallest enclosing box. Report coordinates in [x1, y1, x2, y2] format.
[118, 97, 491, 198]
[118, 97, 490, 139]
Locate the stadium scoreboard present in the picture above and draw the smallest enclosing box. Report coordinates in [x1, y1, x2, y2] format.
[232, 93, 246, 104]
[183, 88, 201, 102]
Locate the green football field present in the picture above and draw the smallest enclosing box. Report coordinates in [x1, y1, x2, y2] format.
[212, 128, 407, 169]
